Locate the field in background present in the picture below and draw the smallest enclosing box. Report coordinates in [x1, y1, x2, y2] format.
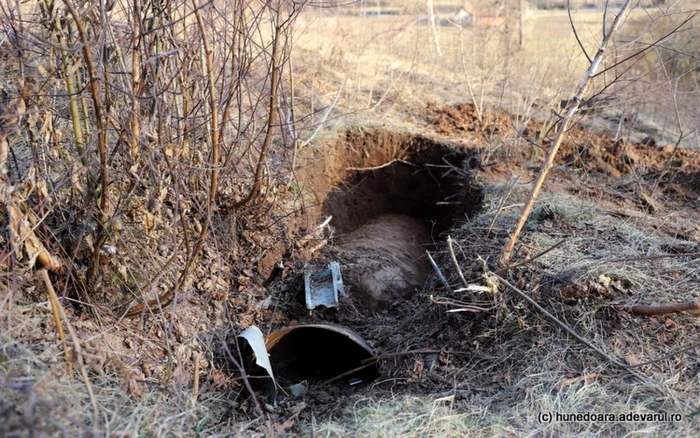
[291, 4, 699, 148]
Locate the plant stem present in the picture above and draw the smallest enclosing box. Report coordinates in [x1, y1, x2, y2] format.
[501, 0, 634, 265]
[232, 4, 283, 209]
[63, 0, 110, 284]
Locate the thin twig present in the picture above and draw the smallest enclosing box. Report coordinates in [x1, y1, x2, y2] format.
[651, 71, 690, 197]
[487, 174, 521, 235]
[429, 295, 492, 313]
[192, 354, 200, 405]
[300, 80, 344, 148]
[493, 271, 628, 367]
[501, 0, 635, 264]
[463, 239, 568, 285]
[221, 335, 265, 417]
[602, 252, 700, 264]
[495, 239, 566, 275]
[492, 271, 700, 371]
[629, 302, 700, 316]
[427, 250, 451, 291]
[119, 241, 183, 318]
[39, 269, 100, 429]
[318, 362, 378, 386]
[365, 349, 473, 363]
[446, 236, 468, 288]
[63, 0, 110, 285]
[321, 349, 478, 386]
[232, 5, 283, 209]
[567, 0, 592, 63]
[347, 158, 416, 172]
[119, 0, 233, 320]
[45, 273, 71, 376]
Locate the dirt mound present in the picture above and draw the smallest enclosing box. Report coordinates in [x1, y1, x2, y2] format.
[425, 102, 511, 138]
[425, 102, 700, 197]
[336, 214, 432, 307]
[556, 127, 700, 181]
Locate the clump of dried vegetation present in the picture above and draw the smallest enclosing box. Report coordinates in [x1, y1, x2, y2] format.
[1, 0, 309, 435]
[1, 0, 700, 436]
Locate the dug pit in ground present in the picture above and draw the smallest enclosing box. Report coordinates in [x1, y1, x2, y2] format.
[302, 128, 484, 307]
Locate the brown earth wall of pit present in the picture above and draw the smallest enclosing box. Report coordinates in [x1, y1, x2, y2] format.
[290, 128, 483, 306]
[296, 128, 483, 239]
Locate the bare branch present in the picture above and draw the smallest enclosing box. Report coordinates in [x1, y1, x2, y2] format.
[501, 0, 635, 265]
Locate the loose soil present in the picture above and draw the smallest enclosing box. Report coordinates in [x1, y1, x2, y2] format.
[425, 102, 700, 198]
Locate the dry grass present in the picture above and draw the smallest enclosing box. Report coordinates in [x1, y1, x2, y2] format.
[312, 177, 699, 437]
[0, 281, 273, 436]
[314, 370, 693, 437]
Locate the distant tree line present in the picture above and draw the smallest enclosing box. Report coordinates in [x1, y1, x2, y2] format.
[530, 0, 666, 10]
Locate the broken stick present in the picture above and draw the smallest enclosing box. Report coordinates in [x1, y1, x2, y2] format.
[630, 302, 700, 316]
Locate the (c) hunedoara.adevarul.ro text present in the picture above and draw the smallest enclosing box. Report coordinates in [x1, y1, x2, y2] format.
[537, 411, 682, 424]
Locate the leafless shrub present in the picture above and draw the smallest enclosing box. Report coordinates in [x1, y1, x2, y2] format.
[502, 0, 700, 263]
[0, 0, 307, 316]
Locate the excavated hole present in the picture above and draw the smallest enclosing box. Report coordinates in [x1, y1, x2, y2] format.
[324, 144, 481, 237]
[319, 131, 484, 307]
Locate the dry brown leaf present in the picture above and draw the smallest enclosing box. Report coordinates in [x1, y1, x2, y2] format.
[144, 210, 156, 234]
[6, 201, 62, 271]
[158, 186, 168, 202]
[70, 164, 85, 193]
[0, 135, 8, 174]
[24, 167, 50, 200]
[164, 143, 175, 157]
[117, 264, 128, 281]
